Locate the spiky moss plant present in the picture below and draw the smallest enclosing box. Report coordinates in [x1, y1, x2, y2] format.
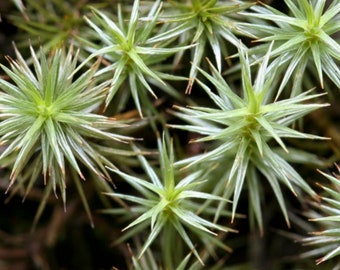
[10, 0, 89, 55]
[160, 0, 254, 93]
[75, 0, 192, 117]
[171, 42, 328, 232]
[238, 0, 340, 96]
[0, 44, 134, 227]
[300, 164, 340, 267]
[103, 133, 236, 267]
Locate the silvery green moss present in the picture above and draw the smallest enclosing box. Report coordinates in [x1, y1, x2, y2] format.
[160, 0, 254, 92]
[3, 0, 340, 268]
[300, 165, 340, 266]
[239, 0, 340, 95]
[171, 43, 328, 231]
[0, 45, 133, 226]
[76, 0, 191, 117]
[103, 134, 236, 266]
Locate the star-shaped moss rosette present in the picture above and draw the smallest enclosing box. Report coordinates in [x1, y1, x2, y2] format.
[171, 42, 328, 231]
[0, 45, 133, 226]
[104, 134, 236, 266]
[301, 165, 340, 266]
[238, 0, 340, 96]
[161, 0, 254, 93]
[76, 0, 192, 117]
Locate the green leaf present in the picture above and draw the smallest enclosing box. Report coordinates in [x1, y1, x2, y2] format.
[229, 138, 250, 222]
[247, 165, 263, 232]
[172, 218, 204, 265]
[138, 217, 166, 259]
[255, 116, 288, 152]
